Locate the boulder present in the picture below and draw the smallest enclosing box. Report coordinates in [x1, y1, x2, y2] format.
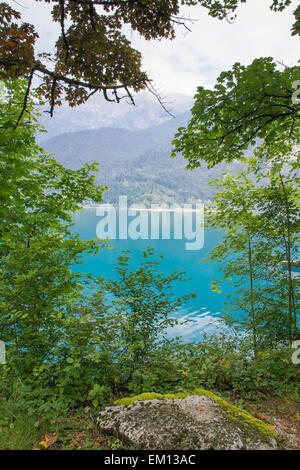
[97, 389, 278, 450]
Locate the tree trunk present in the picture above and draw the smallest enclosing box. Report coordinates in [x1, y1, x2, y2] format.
[247, 233, 257, 357]
[279, 174, 296, 342]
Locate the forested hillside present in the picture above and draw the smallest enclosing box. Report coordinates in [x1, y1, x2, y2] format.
[42, 111, 240, 205]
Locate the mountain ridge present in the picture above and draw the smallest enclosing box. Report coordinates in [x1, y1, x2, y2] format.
[38, 92, 194, 142]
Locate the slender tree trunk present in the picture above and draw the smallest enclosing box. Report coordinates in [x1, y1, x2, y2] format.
[247, 233, 257, 357]
[279, 174, 296, 342]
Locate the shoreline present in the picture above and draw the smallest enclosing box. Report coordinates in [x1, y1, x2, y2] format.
[80, 205, 206, 212]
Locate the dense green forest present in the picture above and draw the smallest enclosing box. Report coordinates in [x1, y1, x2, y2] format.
[0, 0, 299, 451]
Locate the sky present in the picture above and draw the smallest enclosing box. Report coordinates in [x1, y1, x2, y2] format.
[7, 0, 300, 97]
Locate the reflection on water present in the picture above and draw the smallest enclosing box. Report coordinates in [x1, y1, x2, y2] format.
[167, 309, 232, 343]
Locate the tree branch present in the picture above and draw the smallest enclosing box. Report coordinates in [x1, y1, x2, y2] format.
[14, 68, 34, 130]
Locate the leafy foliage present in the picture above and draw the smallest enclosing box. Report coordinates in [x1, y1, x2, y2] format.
[0, 1, 296, 118]
[172, 58, 300, 168]
[0, 78, 114, 402]
[0, 83, 197, 406]
[291, 4, 300, 36]
[165, 333, 299, 398]
[205, 167, 299, 352]
[101, 248, 195, 383]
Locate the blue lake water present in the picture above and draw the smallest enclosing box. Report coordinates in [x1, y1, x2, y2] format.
[71, 208, 233, 342]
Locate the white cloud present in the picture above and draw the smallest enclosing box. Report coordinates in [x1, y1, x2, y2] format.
[132, 0, 299, 95]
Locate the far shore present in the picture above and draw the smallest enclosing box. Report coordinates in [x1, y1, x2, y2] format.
[80, 205, 208, 212]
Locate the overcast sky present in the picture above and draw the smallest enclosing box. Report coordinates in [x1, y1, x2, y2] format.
[8, 0, 300, 97]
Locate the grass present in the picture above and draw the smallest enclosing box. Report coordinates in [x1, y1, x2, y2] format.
[0, 403, 125, 450]
[0, 388, 299, 450]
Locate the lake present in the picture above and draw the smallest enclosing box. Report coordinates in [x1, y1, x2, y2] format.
[71, 207, 234, 342]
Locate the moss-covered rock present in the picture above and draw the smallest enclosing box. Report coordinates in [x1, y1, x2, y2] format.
[97, 389, 278, 450]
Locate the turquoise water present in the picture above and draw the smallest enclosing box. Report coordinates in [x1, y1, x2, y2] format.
[71, 208, 233, 342]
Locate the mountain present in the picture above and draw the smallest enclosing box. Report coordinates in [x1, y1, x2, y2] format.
[42, 111, 240, 206]
[37, 91, 194, 142]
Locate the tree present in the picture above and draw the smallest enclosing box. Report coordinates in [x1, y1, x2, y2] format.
[292, 4, 300, 36]
[250, 143, 300, 343]
[0, 1, 297, 120]
[205, 162, 299, 353]
[102, 247, 195, 372]
[256, 177, 300, 343]
[0, 77, 111, 390]
[205, 172, 263, 356]
[207, 172, 289, 356]
[172, 57, 300, 168]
